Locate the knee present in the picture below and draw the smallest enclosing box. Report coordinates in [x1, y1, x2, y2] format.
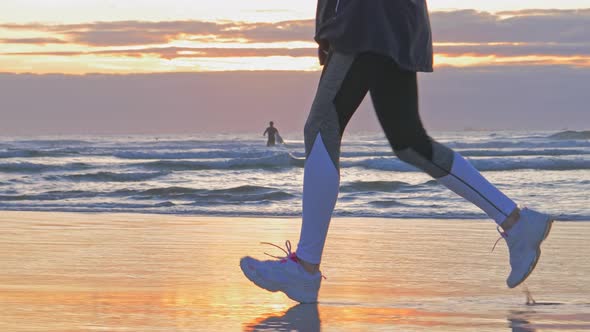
[392, 134, 433, 160]
[393, 139, 454, 178]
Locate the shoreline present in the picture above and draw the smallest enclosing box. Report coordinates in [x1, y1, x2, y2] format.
[0, 210, 586, 222]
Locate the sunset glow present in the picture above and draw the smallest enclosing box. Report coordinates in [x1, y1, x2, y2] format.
[0, 3, 589, 74]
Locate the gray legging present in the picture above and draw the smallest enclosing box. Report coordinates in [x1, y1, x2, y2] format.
[296, 51, 517, 264]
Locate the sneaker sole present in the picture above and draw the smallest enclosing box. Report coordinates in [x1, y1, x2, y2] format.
[239, 260, 318, 304]
[509, 217, 554, 288]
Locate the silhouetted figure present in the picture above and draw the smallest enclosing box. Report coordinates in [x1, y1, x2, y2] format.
[263, 121, 279, 147]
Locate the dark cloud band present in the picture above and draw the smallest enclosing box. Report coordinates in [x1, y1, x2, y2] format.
[1, 9, 589, 62]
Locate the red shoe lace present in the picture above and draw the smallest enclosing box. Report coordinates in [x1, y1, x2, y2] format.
[491, 226, 508, 252]
[260, 240, 299, 263]
[260, 240, 327, 280]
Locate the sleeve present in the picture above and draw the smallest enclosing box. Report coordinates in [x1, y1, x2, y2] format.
[315, 0, 338, 65]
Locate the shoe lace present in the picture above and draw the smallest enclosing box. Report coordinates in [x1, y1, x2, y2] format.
[492, 207, 524, 252]
[260, 240, 327, 280]
[491, 226, 508, 253]
[260, 240, 299, 263]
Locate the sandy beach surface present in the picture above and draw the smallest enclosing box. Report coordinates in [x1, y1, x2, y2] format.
[1, 211, 589, 331]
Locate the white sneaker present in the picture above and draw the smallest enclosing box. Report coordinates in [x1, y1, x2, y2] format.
[504, 208, 554, 288]
[240, 241, 322, 303]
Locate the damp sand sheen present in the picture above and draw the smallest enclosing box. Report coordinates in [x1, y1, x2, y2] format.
[1, 211, 590, 331]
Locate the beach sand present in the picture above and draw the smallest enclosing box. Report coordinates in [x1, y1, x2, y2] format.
[1, 211, 589, 331]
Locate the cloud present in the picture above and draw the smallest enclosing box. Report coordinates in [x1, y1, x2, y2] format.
[0, 20, 314, 46]
[435, 43, 590, 57]
[495, 8, 590, 17]
[430, 9, 590, 43]
[7, 44, 588, 64]
[1, 9, 587, 46]
[227, 20, 313, 43]
[4, 46, 317, 59]
[0, 37, 67, 45]
[0, 9, 589, 68]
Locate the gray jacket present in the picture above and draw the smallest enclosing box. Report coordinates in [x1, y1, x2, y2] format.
[316, 0, 433, 72]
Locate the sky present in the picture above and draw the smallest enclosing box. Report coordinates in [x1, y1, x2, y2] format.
[0, 1, 589, 134]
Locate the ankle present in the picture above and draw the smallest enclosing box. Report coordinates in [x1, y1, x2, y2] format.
[298, 258, 320, 275]
[501, 207, 521, 231]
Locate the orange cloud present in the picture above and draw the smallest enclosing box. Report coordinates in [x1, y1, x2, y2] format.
[0, 38, 67, 45]
[0, 20, 314, 46]
[5, 47, 317, 59]
[1, 9, 589, 73]
[1, 9, 588, 47]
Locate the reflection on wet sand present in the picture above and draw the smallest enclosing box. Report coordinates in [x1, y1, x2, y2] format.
[1, 212, 590, 331]
[508, 309, 590, 332]
[245, 304, 321, 332]
[508, 312, 537, 332]
[245, 304, 590, 332]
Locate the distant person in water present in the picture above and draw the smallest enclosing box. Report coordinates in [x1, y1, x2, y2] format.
[263, 121, 279, 147]
[241, 0, 554, 304]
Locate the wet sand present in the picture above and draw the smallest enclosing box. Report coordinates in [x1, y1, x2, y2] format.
[1, 211, 589, 331]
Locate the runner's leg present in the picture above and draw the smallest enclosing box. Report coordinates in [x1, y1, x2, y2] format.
[296, 52, 372, 264]
[368, 54, 517, 224]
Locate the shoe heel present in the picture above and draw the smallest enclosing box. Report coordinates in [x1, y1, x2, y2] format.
[543, 218, 554, 241]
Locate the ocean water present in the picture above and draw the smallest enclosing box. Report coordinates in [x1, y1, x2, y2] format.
[0, 131, 588, 220]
